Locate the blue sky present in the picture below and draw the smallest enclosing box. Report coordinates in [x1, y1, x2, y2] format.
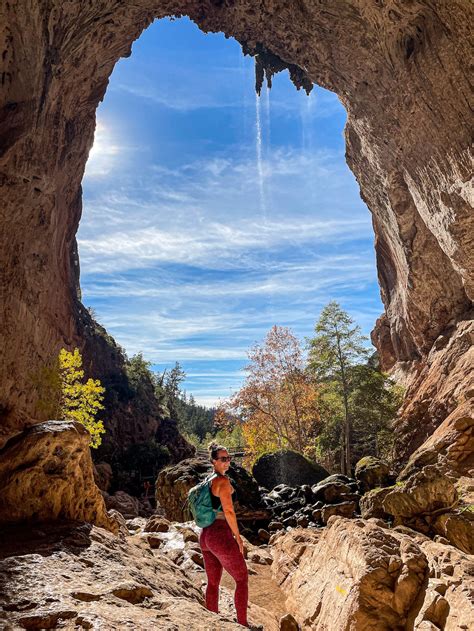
[78, 17, 383, 407]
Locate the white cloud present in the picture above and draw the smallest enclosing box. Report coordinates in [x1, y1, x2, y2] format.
[79, 148, 372, 274]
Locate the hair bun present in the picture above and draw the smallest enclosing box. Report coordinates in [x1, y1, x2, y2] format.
[208, 441, 219, 452]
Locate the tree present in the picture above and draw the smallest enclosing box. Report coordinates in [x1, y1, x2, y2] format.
[162, 362, 187, 422]
[348, 365, 404, 463]
[307, 301, 368, 475]
[58, 348, 106, 448]
[224, 325, 320, 467]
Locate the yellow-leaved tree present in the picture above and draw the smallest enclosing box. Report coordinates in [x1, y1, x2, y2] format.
[58, 348, 106, 448]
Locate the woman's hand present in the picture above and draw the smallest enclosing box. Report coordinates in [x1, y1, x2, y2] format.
[235, 533, 244, 557]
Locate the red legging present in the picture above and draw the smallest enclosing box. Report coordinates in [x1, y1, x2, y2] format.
[200, 519, 248, 626]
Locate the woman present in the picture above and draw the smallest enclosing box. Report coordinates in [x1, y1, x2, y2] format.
[199, 442, 253, 628]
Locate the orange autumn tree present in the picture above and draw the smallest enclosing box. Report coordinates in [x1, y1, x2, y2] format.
[222, 325, 320, 467]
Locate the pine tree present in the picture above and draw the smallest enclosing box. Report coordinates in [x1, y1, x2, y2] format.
[307, 301, 368, 474]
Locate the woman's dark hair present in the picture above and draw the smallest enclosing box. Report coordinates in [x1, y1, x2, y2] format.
[208, 441, 227, 462]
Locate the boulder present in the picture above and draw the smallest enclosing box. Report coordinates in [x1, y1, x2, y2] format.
[311, 480, 352, 504]
[354, 456, 393, 493]
[108, 509, 129, 537]
[147, 534, 163, 549]
[180, 527, 199, 544]
[382, 466, 458, 527]
[272, 518, 431, 630]
[360, 487, 393, 520]
[126, 517, 147, 531]
[156, 457, 269, 522]
[279, 613, 299, 630]
[258, 528, 270, 543]
[144, 516, 170, 533]
[433, 511, 474, 554]
[0, 421, 116, 532]
[105, 491, 140, 519]
[321, 501, 356, 524]
[252, 451, 328, 490]
[93, 462, 113, 492]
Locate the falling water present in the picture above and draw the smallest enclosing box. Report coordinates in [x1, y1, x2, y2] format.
[264, 83, 271, 149]
[301, 90, 315, 155]
[301, 90, 316, 202]
[255, 91, 267, 221]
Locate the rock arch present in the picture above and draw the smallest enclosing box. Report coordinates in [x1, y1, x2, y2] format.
[1, 1, 472, 459]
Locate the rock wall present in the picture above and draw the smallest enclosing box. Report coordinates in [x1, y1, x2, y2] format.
[0, 1, 472, 461]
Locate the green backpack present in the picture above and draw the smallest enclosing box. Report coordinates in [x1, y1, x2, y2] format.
[186, 472, 221, 528]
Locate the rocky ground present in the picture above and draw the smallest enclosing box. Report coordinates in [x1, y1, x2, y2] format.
[1, 421, 472, 629]
[0, 517, 287, 630]
[1, 509, 472, 630]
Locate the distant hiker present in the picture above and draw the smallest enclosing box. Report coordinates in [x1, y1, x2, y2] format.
[143, 480, 151, 498]
[195, 442, 251, 627]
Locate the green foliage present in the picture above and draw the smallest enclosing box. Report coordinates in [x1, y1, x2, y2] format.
[124, 353, 159, 414]
[307, 301, 370, 474]
[58, 348, 106, 448]
[306, 302, 403, 473]
[349, 365, 404, 463]
[307, 301, 369, 382]
[157, 362, 216, 440]
[183, 424, 244, 452]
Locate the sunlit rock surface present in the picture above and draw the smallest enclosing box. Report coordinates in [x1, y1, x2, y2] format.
[272, 517, 474, 630]
[0, 421, 116, 532]
[0, 522, 243, 630]
[399, 398, 474, 481]
[0, 519, 286, 630]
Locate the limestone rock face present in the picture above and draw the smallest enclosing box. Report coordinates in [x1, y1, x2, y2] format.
[418, 540, 474, 630]
[272, 518, 429, 630]
[0, 0, 472, 471]
[0, 421, 116, 532]
[433, 511, 474, 555]
[399, 399, 474, 480]
[272, 517, 474, 630]
[253, 450, 329, 490]
[393, 319, 474, 464]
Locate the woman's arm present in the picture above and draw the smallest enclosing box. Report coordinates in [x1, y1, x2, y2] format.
[217, 478, 244, 556]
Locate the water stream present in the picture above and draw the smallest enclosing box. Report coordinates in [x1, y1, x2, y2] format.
[301, 91, 316, 202]
[255, 91, 267, 222]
